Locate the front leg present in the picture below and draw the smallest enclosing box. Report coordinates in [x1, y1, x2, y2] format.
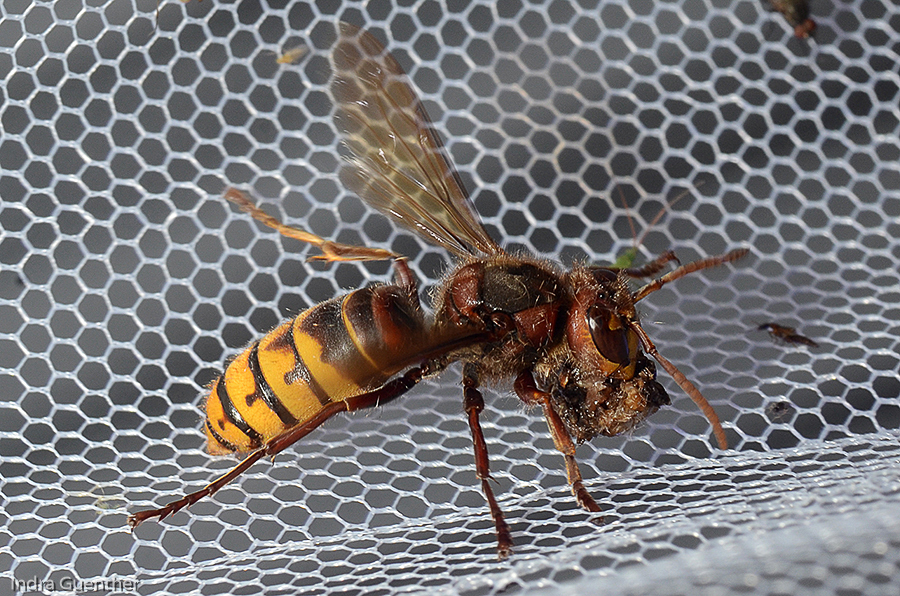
[463, 364, 513, 560]
[514, 370, 603, 514]
[620, 250, 680, 279]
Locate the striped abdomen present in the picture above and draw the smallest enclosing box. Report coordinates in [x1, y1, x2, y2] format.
[204, 284, 427, 454]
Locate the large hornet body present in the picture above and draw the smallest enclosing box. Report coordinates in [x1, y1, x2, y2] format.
[129, 23, 747, 558]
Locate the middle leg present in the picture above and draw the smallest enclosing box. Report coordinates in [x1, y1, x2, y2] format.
[462, 363, 513, 560]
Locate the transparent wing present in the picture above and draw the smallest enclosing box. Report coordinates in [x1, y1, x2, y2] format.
[331, 22, 502, 258]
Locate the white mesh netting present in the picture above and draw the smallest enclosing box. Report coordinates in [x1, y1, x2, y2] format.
[1, 0, 899, 594]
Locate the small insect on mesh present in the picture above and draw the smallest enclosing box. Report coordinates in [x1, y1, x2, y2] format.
[1, 1, 898, 595]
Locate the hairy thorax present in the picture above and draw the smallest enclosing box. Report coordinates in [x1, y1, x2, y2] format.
[431, 255, 569, 382]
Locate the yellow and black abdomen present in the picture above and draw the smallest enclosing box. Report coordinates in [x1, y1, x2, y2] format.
[203, 285, 426, 454]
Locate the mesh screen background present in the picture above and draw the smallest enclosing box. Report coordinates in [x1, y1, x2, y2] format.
[2, 0, 899, 594]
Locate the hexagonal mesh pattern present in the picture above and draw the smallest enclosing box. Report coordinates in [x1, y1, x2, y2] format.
[2, 0, 899, 594]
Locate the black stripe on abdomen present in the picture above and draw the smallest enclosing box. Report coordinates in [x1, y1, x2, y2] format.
[206, 418, 240, 452]
[284, 324, 333, 407]
[215, 376, 263, 448]
[248, 342, 300, 426]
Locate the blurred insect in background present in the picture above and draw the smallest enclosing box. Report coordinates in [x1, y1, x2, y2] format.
[757, 322, 819, 348]
[73, 485, 126, 515]
[277, 45, 309, 65]
[128, 23, 747, 559]
[765, 401, 795, 422]
[766, 0, 816, 38]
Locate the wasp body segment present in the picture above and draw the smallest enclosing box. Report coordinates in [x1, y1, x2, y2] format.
[433, 258, 567, 373]
[543, 266, 671, 444]
[204, 284, 429, 455]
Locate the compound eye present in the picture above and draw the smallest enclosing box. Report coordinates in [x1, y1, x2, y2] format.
[587, 304, 630, 365]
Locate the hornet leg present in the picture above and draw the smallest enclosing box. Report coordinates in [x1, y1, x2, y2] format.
[515, 370, 603, 514]
[129, 362, 435, 528]
[620, 250, 680, 278]
[632, 248, 748, 303]
[225, 188, 401, 262]
[463, 364, 513, 560]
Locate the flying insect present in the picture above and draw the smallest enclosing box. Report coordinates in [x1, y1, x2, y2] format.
[766, 0, 816, 38]
[129, 23, 747, 559]
[758, 322, 819, 348]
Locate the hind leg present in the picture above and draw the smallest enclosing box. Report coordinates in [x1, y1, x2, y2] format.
[129, 362, 434, 528]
